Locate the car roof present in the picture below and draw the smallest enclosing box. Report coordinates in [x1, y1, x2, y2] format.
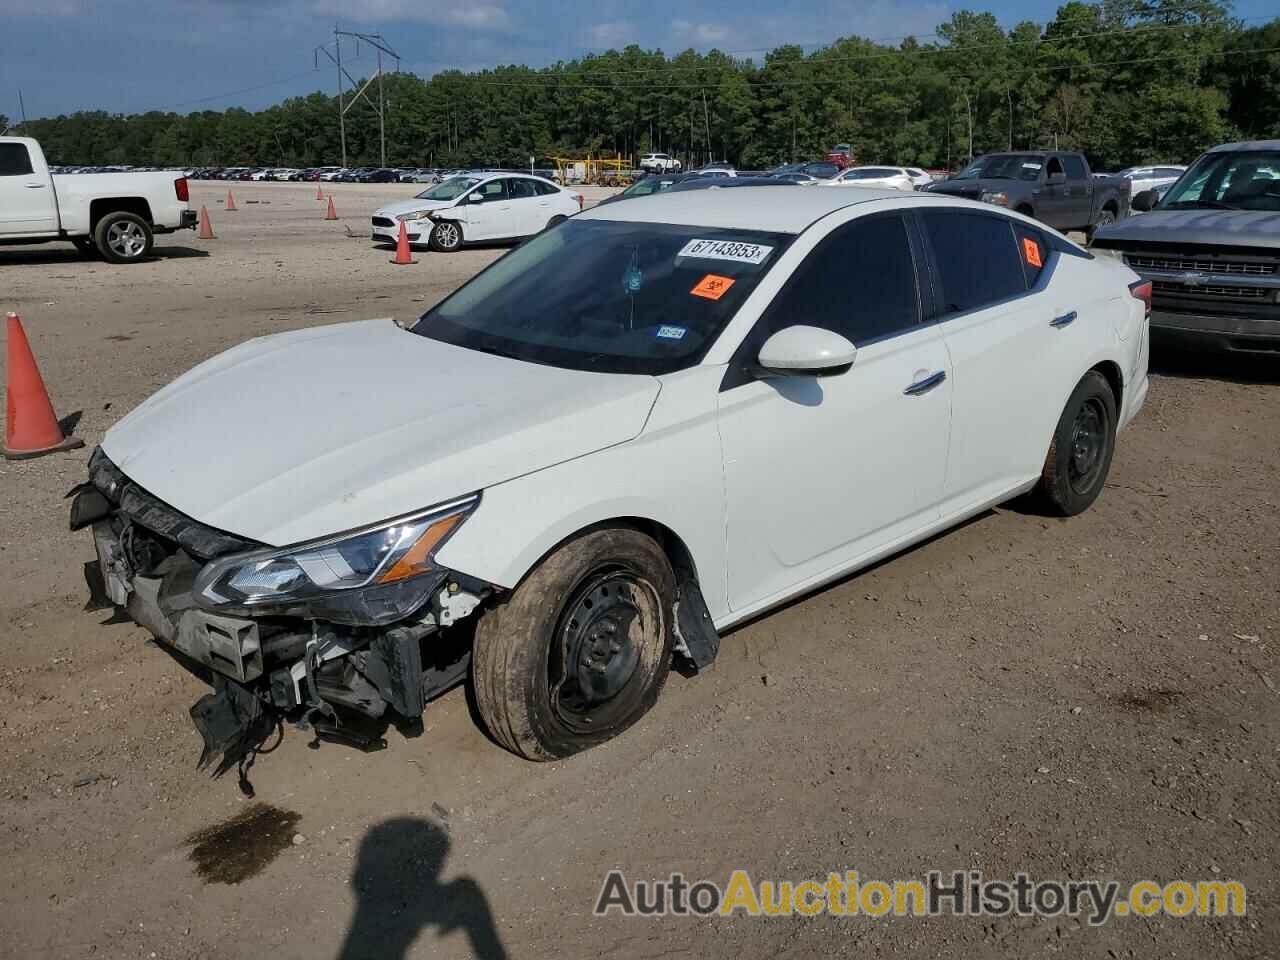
[579, 185, 910, 233]
[1207, 139, 1280, 153]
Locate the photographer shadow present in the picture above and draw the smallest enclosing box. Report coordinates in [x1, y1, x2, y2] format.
[337, 817, 508, 960]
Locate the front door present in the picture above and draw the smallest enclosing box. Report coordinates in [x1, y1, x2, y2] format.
[460, 178, 511, 241]
[717, 213, 953, 612]
[0, 141, 57, 236]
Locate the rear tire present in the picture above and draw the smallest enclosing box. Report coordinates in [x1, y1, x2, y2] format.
[1036, 371, 1117, 516]
[94, 212, 153, 264]
[427, 220, 463, 252]
[471, 527, 675, 760]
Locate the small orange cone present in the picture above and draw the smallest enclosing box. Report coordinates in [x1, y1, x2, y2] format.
[316, 182, 325, 200]
[3, 312, 84, 460]
[226, 190, 238, 211]
[197, 205, 216, 240]
[389, 220, 417, 265]
[325, 195, 338, 221]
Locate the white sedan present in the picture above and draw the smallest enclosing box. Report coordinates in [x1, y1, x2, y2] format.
[825, 166, 917, 191]
[74, 188, 1150, 772]
[370, 173, 582, 251]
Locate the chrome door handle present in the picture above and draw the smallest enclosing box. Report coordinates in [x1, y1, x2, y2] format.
[25, 183, 46, 189]
[1050, 310, 1078, 328]
[904, 370, 947, 396]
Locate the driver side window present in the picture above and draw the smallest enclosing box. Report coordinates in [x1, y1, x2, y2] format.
[473, 180, 508, 202]
[760, 214, 921, 346]
[1046, 156, 1065, 178]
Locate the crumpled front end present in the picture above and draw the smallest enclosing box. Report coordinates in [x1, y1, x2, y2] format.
[70, 448, 493, 789]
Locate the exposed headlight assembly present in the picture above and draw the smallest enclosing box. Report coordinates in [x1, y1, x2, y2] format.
[194, 495, 479, 625]
[981, 191, 1009, 206]
[396, 210, 433, 222]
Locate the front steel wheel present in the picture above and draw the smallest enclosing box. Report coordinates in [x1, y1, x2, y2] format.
[471, 527, 674, 760]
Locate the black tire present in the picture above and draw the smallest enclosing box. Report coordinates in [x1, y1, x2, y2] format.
[1037, 371, 1117, 516]
[71, 237, 98, 258]
[427, 219, 463, 252]
[471, 527, 675, 760]
[94, 211, 153, 264]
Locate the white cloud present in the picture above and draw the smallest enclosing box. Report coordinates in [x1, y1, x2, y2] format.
[583, 20, 638, 50]
[304, 0, 511, 30]
[670, 19, 735, 47]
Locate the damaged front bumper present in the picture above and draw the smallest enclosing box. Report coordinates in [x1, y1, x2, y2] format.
[71, 448, 490, 781]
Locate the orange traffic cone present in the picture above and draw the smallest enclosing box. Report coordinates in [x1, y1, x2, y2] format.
[226, 190, 237, 211]
[316, 182, 325, 200]
[325, 195, 338, 221]
[3, 312, 85, 460]
[389, 220, 417, 265]
[197, 205, 216, 240]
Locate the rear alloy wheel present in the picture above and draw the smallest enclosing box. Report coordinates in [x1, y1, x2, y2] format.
[1037, 370, 1118, 515]
[471, 527, 674, 760]
[428, 220, 463, 252]
[94, 212, 153, 264]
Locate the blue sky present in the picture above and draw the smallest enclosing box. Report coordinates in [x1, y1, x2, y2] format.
[1, 0, 1271, 120]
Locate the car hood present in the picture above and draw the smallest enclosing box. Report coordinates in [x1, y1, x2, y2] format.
[1092, 208, 1280, 250]
[373, 197, 458, 218]
[102, 319, 661, 546]
[926, 178, 1009, 197]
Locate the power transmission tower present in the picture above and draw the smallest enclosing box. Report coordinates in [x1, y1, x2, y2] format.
[315, 29, 400, 168]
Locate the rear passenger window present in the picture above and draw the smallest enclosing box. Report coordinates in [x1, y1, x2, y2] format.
[1063, 155, 1087, 179]
[0, 143, 34, 176]
[533, 180, 559, 196]
[762, 214, 919, 345]
[509, 179, 537, 199]
[922, 211, 1027, 314]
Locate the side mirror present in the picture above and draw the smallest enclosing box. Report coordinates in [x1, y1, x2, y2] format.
[755, 326, 856, 378]
[1132, 189, 1158, 212]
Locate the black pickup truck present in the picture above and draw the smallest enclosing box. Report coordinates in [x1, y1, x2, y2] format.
[926, 151, 1130, 237]
[1092, 140, 1280, 354]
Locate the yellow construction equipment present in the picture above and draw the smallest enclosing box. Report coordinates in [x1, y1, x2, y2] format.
[551, 154, 635, 187]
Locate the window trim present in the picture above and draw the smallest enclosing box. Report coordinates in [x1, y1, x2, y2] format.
[719, 210, 925, 391]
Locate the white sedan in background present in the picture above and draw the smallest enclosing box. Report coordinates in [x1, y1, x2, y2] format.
[825, 166, 917, 191]
[371, 173, 582, 251]
[1115, 164, 1186, 196]
[74, 187, 1149, 773]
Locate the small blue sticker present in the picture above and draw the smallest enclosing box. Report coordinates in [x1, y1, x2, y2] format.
[656, 325, 687, 340]
[623, 266, 644, 293]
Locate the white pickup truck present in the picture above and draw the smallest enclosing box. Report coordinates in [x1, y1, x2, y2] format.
[0, 136, 195, 263]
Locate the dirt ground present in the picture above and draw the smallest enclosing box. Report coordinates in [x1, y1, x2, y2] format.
[1, 182, 1277, 959]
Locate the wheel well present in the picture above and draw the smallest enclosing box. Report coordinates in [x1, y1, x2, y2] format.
[1103, 200, 1118, 214]
[621, 518, 699, 582]
[1091, 360, 1123, 409]
[90, 197, 153, 231]
[1016, 203, 1034, 215]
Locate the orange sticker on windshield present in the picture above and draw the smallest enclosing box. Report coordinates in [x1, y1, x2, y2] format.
[691, 274, 735, 300]
[1022, 237, 1043, 268]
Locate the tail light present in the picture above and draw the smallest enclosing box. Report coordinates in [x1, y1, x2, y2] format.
[1129, 279, 1152, 318]
[174, 177, 189, 202]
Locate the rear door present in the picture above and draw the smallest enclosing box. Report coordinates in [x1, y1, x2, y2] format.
[921, 209, 1085, 513]
[1037, 155, 1070, 228]
[506, 177, 544, 235]
[717, 212, 953, 611]
[0, 141, 57, 236]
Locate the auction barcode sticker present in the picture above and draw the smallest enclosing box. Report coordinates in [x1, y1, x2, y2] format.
[677, 238, 773, 265]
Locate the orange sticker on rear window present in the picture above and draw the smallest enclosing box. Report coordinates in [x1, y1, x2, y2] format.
[1022, 237, 1043, 268]
[691, 274, 735, 300]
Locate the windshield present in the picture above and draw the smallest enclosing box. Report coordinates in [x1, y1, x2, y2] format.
[416, 176, 480, 201]
[411, 219, 793, 375]
[621, 176, 676, 198]
[952, 155, 1044, 181]
[1160, 150, 1280, 212]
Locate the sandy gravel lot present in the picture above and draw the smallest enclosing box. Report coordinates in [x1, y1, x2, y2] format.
[1, 183, 1277, 959]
